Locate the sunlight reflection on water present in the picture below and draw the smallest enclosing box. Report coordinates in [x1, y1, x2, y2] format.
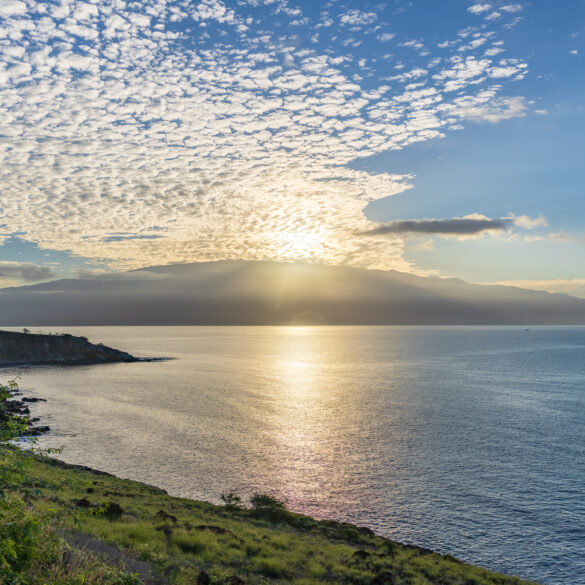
[8, 326, 585, 585]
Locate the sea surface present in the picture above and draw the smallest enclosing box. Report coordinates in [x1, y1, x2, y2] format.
[6, 326, 585, 585]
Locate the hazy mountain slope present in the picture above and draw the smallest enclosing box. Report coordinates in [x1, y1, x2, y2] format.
[0, 260, 584, 325]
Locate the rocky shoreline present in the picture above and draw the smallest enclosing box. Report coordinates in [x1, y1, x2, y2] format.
[0, 387, 51, 436]
[0, 329, 149, 437]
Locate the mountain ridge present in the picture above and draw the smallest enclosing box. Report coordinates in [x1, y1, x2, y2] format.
[1, 260, 583, 325]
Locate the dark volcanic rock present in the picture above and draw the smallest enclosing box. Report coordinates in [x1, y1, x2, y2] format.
[104, 501, 124, 517]
[156, 510, 178, 524]
[195, 525, 229, 535]
[0, 329, 137, 366]
[29, 425, 51, 435]
[352, 549, 371, 560]
[373, 571, 396, 585]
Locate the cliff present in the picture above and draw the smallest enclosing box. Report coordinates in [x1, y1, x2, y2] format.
[0, 330, 137, 366]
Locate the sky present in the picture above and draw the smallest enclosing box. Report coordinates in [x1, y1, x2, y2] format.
[0, 0, 584, 296]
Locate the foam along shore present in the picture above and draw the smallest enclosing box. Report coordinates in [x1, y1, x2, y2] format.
[0, 329, 138, 367]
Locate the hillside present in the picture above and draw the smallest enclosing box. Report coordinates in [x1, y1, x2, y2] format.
[0, 329, 137, 366]
[7, 452, 539, 585]
[0, 260, 583, 325]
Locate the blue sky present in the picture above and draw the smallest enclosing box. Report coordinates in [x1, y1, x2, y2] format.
[0, 0, 583, 295]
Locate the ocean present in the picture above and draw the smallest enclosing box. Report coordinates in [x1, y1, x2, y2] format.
[6, 326, 585, 585]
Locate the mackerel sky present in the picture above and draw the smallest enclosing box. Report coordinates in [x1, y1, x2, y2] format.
[0, 0, 584, 295]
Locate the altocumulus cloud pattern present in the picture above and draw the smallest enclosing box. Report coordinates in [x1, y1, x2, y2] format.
[0, 0, 529, 271]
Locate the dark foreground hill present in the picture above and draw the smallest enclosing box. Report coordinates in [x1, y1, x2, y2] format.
[0, 260, 584, 325]
[0, 329, 137, 366]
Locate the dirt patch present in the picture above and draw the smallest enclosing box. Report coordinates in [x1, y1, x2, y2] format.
[63, 529, 168, 585]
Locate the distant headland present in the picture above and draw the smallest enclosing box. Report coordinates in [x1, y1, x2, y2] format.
[0, 329, 138, 367]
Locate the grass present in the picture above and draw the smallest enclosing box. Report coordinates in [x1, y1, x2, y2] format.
[2, 449, 541, 585]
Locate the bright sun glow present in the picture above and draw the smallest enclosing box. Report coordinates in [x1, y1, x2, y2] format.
[275, 231, 325, 261]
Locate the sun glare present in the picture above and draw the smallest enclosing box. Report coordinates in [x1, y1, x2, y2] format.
[276, 231, 325, 261]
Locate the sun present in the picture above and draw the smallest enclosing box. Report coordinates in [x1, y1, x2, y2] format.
[275, 231, 325, 261]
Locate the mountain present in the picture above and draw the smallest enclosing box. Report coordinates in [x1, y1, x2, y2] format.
[0, 260, 584, 325]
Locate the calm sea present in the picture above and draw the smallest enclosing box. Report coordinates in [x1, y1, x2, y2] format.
[6, 326, 585, 585]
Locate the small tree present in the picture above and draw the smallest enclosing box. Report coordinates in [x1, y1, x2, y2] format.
[220, 492, 242, 511]
[250, 494, 288, 521]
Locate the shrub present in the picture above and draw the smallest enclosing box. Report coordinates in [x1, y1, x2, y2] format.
[250, 493, 286, 512]
[249, 494, 290, 522]
[220, 492, 242, 511]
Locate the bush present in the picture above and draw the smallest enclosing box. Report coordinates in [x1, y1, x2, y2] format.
[220, 492, 242, 511]
[249, 494, 290, 522]
[0, 497, 42, 579]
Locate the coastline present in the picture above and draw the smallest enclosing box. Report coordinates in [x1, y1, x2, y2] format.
[5, 386, 538, 585]
[0, 380, 541, 585]
[0, 356, 170, 369]
[16, 450, 540, 585]
[1, 386, 51, 436]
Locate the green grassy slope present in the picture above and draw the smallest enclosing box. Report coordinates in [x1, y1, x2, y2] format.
[15, 454, 539, 585]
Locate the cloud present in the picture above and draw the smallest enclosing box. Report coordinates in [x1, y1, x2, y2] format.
[0, 1, 26, 18]
[453, 95, 527, 123]
[0, 262, 57, 282]
[359, 215, 510, 236]
[511, 214, 548, 229]
[339, 10, 377, 27]
[487, 279, 585, 299]
[500, 5, 524, 13]
[101, 234, 164, 243]
[468, 4, 492, 15]
[0, 0, 530, 273]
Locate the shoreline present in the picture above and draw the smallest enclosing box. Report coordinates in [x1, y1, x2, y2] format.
[2, 387, 51, 436]
[0, 356, 171, 369]
[18, 451, 540, 585]
[2, 378, 542, 585]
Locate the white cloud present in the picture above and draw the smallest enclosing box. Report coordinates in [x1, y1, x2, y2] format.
[468, 4, 492, 15]
[0, 1, 27, 18]
[500, 4, 524, 13]
[339, 10, 377, 27]
[511, 214, 548, 229]
[0, 0, 531, 272]
[452, 95, 527, 123]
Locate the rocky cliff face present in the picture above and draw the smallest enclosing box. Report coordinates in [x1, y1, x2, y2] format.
[0, 330, 137, 366]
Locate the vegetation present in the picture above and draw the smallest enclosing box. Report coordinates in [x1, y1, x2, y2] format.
[1, 379, 540, 585]
[0, 379, 140, 584]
